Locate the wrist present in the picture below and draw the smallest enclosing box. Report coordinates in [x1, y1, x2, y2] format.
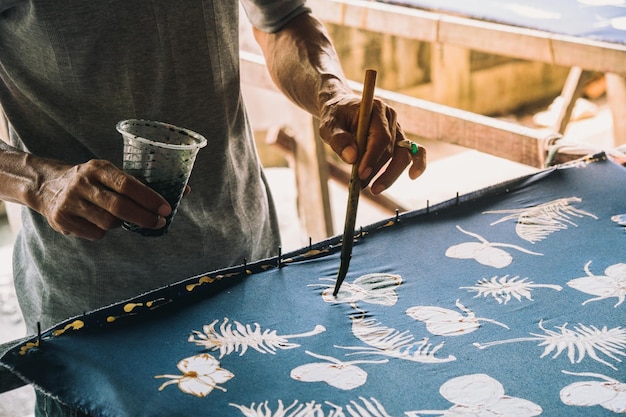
[318, 75, 352, 112]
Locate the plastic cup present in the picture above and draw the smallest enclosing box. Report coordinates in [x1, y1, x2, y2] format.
[117, 119, 207, 236]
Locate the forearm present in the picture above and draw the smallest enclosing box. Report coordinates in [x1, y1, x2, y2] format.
[253, 12, 352, 117]
[0, 141, 171, 240]
[0, 144, 54, 211]
[253, 12, 428, 191]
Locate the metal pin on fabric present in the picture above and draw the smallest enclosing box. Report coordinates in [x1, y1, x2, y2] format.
[37, 322, 42, 346]
[395, 209, 400, 223]
[278, 246, 283, 268]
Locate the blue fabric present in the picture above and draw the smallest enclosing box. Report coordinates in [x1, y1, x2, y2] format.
[380, 0, 626, 45]
[34, 391, 86, 417]
[1, 154, 625, 416]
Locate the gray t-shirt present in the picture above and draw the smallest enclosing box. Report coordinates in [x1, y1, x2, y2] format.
[0, 0, 307, 331]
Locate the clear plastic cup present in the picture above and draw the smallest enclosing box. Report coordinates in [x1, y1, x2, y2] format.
[117, 119, 207, 236]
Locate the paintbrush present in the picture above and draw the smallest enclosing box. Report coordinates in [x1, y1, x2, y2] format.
[333, 69, 378, 296]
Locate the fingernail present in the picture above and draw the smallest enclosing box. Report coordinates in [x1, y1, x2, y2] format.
[371, 184, 386, 195]
[341, 146, 357, 164]
[158, 204, 171, 217]
[361, 167, 372, 180]
[156, 216, 167, 228]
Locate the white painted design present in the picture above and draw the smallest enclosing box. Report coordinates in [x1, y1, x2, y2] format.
[484, 197, 597, 243]
[312, 273, 402, 307]
[406, 299, 509, 336]
[560, 371, 626, 413]
[230, 397, 393, 416]
[290, 351, 387, 390]
[338, 316, 456, 363]
[474, 320, 626, 370]
[188, 318, 325, 358]
[446, 226, 542, 268]
[155, 353, 234, 397]
[612, 213, 626, 227]
[461, 275, 562, 304]
[568, 261, 626, 307]
[406, 374, 542, 417]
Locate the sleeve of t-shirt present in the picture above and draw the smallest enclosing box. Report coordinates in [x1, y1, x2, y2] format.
[240, 0, 311, 33]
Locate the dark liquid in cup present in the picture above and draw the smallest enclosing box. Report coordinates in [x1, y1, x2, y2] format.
[122, 179, 186, 237]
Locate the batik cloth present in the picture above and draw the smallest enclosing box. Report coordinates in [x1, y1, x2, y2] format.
[1, 154, 625, 416]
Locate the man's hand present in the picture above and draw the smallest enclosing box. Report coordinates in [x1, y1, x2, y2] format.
[33, 159, 171, 240]
[319, 94, 427, 195]
[253, 11, 426, 193]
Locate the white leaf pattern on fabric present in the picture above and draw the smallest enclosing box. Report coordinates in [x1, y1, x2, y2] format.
[337, 316, 456, 363]
[474, 320, 626, 370]
[461, 275, 563, 304]
[567, 261, 626, 307]
[406, 374, 542, 417]
[312, 273, 402, 307]
[406, 299, 509, 336]
[290, 351, 388, 390]
[446, 226, 542, 268]
[484, 197, 597, 243]
[188, 318, 325, 358]
[155, 353, 234, 397]
[229, 397, 393, 417]
[560, 371, 626, 413]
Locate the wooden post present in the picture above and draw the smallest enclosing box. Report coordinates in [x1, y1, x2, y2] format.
[555, 67, 596, 135]
[431, 43, 472, 110]
[606, 73, 626, 146]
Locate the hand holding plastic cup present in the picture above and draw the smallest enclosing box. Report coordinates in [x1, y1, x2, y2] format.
[117, 119, 207, 236]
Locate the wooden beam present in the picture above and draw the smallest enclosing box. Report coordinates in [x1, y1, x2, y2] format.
[241, 51, 557, 168]
[347, 80, 558, 168]
[307, 0, 626, 76]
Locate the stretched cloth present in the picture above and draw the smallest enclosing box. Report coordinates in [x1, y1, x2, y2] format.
[1, 153, 625, 416]
[380, 0, 626, 44]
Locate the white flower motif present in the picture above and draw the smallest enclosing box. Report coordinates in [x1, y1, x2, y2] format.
[560, 371, 626, 413]
[446, 226, 541, 268]
[406, 374, 542, 417]
[155, 353, 234, 397]
[290, 351, 387, 390]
